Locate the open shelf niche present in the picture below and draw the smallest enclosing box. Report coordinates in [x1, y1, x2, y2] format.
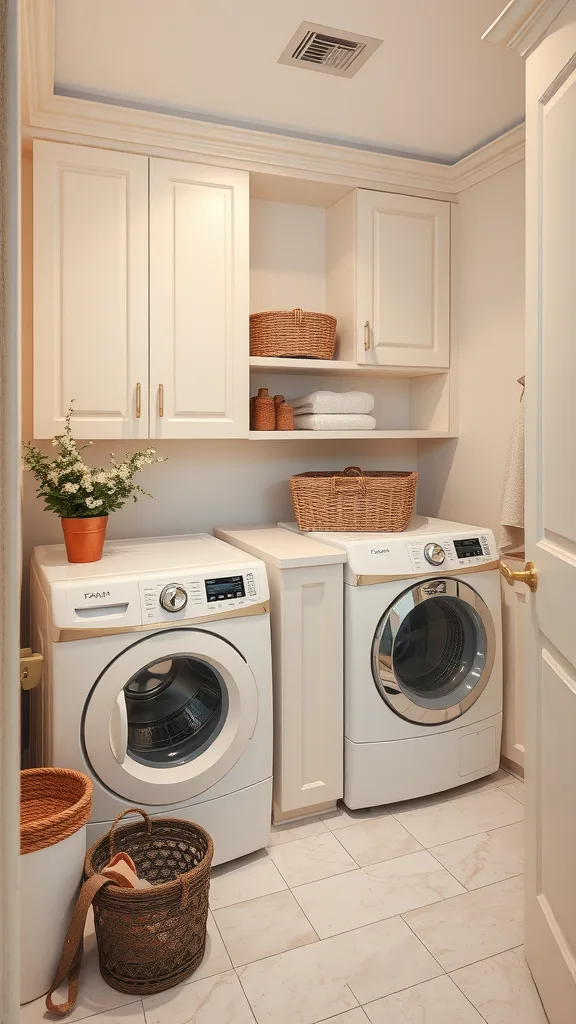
[249, 173, 453, 440]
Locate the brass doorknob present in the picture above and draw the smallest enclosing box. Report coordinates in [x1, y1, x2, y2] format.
[499, 559, 538, 592]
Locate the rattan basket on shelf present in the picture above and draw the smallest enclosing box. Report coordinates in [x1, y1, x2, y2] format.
[250, 308, 336, 359]
[290, 467, 418, 532]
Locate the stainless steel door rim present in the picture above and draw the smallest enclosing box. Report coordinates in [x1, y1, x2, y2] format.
[371, 577, 495, 725]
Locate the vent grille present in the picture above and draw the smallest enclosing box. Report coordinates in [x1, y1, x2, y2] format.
[278, 22, 382, 79]
[293, 31, 364, 72]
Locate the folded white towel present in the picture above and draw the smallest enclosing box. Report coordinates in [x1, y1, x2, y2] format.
[294, 413, 376, 431]
[291, 390, 375, 415]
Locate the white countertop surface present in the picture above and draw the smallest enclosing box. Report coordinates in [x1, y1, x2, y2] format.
[213, 526, 346, 569]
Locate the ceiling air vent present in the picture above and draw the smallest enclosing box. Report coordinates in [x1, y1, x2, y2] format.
[278, 22, 382, 79]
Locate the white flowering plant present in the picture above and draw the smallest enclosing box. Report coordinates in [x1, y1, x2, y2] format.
[22, 405, 166, 519]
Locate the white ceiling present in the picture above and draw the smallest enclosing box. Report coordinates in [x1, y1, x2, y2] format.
[54, 0, 524, 164]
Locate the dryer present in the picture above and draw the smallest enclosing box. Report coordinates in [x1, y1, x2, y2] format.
[30, 534, 273, 864]
[281, 517, 503, 809]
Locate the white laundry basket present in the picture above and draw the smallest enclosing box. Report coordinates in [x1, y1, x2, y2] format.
[20, 768, 92, 1005]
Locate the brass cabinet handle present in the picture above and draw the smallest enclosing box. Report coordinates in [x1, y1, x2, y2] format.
[499, 559, 538, 592]
[135, 382, 141, 419]
[158, 384, 164, 418]
[364, 320, 371, 351]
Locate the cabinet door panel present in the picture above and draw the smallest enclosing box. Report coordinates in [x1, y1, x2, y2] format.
[33, 141, 149, 438]
[357, 190, 450, 367]
[150, 160, 249, 438]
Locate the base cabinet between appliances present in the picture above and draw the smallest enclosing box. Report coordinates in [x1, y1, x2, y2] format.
[327, 189, 450, 368]
[32, 140, 249, 440]
[266, 561, 344, 821]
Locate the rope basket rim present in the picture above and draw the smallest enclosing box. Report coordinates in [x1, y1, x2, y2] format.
[290, 467, 418, 533]
[20, 768, 93, 855]
[250, 308, 337, 360]
[250, 309, 337, 324]
[84, 811, 214, 899]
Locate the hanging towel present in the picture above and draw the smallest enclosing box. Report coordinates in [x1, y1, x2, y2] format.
[294, 413, 376, 431]
[291, 391, 375, 415]
[500, 388, 524, 555]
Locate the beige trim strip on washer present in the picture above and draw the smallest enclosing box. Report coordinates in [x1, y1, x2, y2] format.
[53, 601, 269, 642]
[352, 561, 499, 587]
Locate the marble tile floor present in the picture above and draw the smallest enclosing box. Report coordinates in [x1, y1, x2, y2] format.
[22, 768, 549, 1024]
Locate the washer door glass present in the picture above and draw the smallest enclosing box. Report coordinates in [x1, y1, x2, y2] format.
[82, 627, 259, 805]
[372, 578, 495, 725]
[124, 656, 228, 768]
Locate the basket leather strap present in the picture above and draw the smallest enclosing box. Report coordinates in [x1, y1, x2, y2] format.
[46, 874, 112, 1016]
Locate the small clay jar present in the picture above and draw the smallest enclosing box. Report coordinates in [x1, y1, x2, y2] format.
[276, 400, 295, 431]
[253, 388, 275, 430]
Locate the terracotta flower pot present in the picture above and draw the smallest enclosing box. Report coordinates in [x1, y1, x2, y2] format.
[61, 516, 109, 563]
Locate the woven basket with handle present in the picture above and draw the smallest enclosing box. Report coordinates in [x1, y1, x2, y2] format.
[290, 467, 418, 532]
[250, 308, 336, 359]
[46, 808, 213, 1014]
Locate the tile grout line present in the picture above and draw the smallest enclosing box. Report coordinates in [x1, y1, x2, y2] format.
[447, 968, 496, 1024]
[268, 855, 358, 890]
[389, 812, 524, 848]
[423, 839, 524, 894]
[231, 965, 258, 1023]
[398, 909, 448, 978]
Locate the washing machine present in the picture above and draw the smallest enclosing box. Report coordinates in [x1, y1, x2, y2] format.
[281, 517, 502, 809]
[30, 534, 273, 864]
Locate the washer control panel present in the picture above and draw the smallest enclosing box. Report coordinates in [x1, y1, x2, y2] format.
[139, 569, 261, 623]
[408, 533, 495, 573]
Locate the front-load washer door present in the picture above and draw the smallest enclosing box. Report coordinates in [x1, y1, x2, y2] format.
[83, 628, 258, 805]
[372, 578, 495, 725]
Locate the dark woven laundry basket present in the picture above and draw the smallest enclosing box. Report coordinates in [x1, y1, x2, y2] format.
[47, 808, 213, 1014]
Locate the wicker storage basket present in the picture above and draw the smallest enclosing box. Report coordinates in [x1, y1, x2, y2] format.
[47, 809, 213, 1014]
[290, 466, 418, 532]
[250, 308, 337, 359]
[21, 767, 93, 855]
[21, 769, 93, 1006]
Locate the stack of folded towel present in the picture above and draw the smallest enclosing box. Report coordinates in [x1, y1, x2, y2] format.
[291, 391, 376, 430]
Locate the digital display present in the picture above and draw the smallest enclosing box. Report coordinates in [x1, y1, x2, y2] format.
[454, 538, 483, 559]
[205, 575, 246, 603]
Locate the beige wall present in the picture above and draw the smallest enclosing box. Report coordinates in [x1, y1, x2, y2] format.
[418, 160, 525, 538]
[21, 152, 525, 641]
[20, 154, 417, 637]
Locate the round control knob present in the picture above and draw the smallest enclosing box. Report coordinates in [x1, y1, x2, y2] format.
[424, 542, 446, 566]
[159, 584, 188, 613]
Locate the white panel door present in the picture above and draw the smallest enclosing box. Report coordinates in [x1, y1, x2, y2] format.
[356, 190, 450, 367]
[520, 6, 576, 1020]
[33, 141, 149, 439]
[149, 159, 249, 438]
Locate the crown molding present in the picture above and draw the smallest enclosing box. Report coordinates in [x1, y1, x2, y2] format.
[22, 0, 525, 196]
[482, 0, 570, 57]
[449, 123, 525, 191]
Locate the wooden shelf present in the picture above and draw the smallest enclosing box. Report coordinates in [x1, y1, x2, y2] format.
[249, 430, 456, 441]
[249, 357, 448, 378]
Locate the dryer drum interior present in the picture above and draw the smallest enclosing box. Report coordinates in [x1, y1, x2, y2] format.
[123, 655, 229, 767]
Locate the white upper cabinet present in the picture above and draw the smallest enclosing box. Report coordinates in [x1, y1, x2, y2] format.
[327, 189, 450, 368]
[33, 142, 249, 440]
[33, 140, 149, 439]
[149, 160, 249, 438]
